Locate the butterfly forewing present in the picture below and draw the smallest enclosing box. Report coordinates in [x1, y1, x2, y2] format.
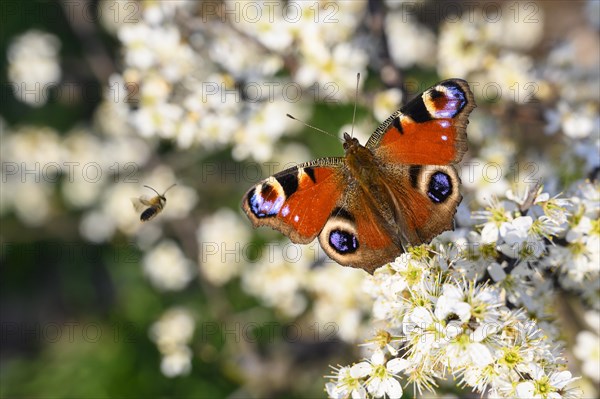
[368, 79, 474, 166]
[242, 158, 345, 244]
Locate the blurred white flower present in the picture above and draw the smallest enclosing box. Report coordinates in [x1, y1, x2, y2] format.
[289, 1, 366, 46]
[150, 307, 196, 351]
[461, 158, 510, 205]
[485, 52, 539, 104]
[132, 101, 184, 139]
[487, 3, 544, 51]
[98, 0, 141, 35]
[242, 242, 311, 317]
[143, 240, 195, 291]
[93, 182, 142, 237]
[231, 0, 294, 52]
[160, 346, 192, 378]
[79, 210, 116, 243]
[96, 74, 136, 137]
[119, 24, 194, 80]
[385, 14, 436, 69]
[232, 100, 305, 162]
[197, 207, 252, 286]
[146, 1, 194, 25]
[574, 329, 600, 382]
[118, 23, 155, 70]
[61, 131, 108, 208]
[208, 23, 282, 79]
[560, 105, 598, 140]
[309, 264, 369, 341]
[546, 101, 599, 139]
[149, 307, 195, 377]
[438, 17, 488, 78]
[12, 182, 52, 227]
[295, 42, 368, 100]
[3, 126, 66, 166]
[7, 30, 61, 107]
[373, 89, 403, 123]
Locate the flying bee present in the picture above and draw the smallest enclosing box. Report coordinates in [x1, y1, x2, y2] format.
[131, 184, 176, 222]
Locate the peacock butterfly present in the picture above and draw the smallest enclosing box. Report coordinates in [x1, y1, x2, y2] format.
[242, 79, 476, 274]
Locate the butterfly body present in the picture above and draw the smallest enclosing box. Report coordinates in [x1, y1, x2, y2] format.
[242, 79, 475, 273]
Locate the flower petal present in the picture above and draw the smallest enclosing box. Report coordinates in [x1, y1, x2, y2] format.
[515, 381, 535, 398]
[386, 358, 409, 374]
[350, 362, 372, 378]
[351, 385, 367, 399]
[383, 377, 403, 399]
[371, 350, 385, 365]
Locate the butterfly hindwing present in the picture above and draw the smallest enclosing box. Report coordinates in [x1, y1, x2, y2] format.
[315, 164, 462, 273]
[368, 79, 475, 166]
[317, 195, 401, 274]
[382, 164, 462, 246]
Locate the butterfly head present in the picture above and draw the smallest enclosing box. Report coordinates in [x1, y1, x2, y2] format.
[342, 132, 361, 151]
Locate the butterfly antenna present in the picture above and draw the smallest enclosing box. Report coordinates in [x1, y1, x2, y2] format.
[350, 73, 360, 138]
[162, 183, 177, 195]
[143, 185, 161, 196]
[286, 114, 343, 142]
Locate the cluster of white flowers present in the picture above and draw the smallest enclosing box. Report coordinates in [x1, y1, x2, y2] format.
[149, 307, 196, 377]
[197, 207, 252, 286]
[107, 0, 370, 161]
[7, 30, 62, 107]
[326, 181, 598, 398]
[239, 240, 371, 341]
[542, 17, 600, 172]
[0, 125, 149, 227]
[543, 181, 599, 308]
[197, 202, 371, 340]
[1, 123, 198, 263]
[384, 14, 436, 70]
[437, 3, 544, 103]
[143, 240, 195, 291]
[573, 311, 600, 384]
[242, 242, 312, 318]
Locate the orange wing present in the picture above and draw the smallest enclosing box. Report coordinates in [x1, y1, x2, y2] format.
[242, 159, 345, 244]
[367, 79, 475, 165]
